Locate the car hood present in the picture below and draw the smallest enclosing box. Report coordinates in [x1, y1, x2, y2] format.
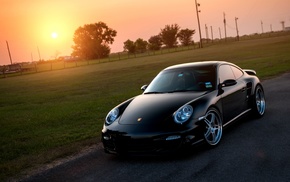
[118, 91, 207, 125]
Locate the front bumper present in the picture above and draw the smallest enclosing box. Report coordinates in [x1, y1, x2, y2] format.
[101, 129, 203, 155]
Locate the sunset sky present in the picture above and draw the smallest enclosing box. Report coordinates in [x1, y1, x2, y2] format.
[0, 0, 289, 65]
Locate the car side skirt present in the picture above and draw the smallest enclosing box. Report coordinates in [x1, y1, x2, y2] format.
[223, 108, 252, 128]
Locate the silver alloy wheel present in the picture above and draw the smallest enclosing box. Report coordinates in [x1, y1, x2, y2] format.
[204, 108, 223, 146]
[255, 85, 266, 116]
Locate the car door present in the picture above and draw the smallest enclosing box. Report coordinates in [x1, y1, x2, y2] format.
[219, 64, 247, 123]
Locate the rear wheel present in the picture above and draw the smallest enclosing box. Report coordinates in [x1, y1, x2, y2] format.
[252, 85, 266, 117]
[203, 108, 223, 146]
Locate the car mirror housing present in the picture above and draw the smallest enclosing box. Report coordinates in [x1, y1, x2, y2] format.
[220, 79, 237, 88]
[141, 85, 148, 91]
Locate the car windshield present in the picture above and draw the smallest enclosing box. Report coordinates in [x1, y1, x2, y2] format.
[144, 65, 216, 94]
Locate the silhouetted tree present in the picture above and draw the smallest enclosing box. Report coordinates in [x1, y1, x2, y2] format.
[123, 39, 136, 54]
[72, 22, 117, 60]
[148, 35, 162, 51]
[178, 29, 196, 46]
[159, 24, 180, 48]
[135, 38, 148, 53]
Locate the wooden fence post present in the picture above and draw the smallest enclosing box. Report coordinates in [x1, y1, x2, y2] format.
[3, 66, 6, 78]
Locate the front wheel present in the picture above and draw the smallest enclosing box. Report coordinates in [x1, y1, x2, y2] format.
[252, 85, 266, 117]
[203, 108, 223, 146]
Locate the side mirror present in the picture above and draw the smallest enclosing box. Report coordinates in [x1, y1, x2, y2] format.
[220, 79, 237, 88]
[141, 85, 148, 91]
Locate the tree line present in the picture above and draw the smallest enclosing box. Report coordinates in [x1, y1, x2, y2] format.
[72, 22, 195, 60]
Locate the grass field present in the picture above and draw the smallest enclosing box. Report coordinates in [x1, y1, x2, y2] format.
[1, 33, 290, 180]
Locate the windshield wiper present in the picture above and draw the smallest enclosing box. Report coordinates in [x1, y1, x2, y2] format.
[144, 91, 164, 94]
[167, 89, 193, 93]
[145, 90, 195, 94]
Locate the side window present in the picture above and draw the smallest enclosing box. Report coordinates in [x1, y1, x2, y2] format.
[230, 66, 243, 79]
[219, 65, 235, 83]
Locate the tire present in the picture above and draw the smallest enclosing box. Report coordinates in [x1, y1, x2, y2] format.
[203, 108, 223, 146]
[252, 85, 266, 117]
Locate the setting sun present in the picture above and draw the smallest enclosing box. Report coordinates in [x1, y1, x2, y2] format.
[51, 32, 58, 39]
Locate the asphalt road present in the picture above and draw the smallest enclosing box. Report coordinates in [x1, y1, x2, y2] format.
[22, 73, 290, 182]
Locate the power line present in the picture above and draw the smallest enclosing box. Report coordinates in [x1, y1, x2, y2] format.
[226, 23, 236, 30]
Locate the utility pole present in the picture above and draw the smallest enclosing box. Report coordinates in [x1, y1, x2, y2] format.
[261, 21, 264, 33]
[210, 26, 213, 43]
[270, 24, 273, 32]
[281, 21, 285, 31]
[195, 0, 203, 48]
[37, 46, 42, 61]
[235, 17, 239, 41]
[205, 24, 209, 43]
[6, 41, 13, 65]
[31, 52, 34, 62]
[223, 12, 227, 42]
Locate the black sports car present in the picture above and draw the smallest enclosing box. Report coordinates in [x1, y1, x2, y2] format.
[102, 61, 266, 155]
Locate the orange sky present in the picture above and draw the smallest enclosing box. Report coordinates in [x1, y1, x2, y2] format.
[0, 0, 289, 65]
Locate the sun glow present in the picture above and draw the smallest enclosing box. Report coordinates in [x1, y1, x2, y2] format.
[51, 32, 58, 39]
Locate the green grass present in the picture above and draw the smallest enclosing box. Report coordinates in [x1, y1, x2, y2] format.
[1, 33, 290, 181]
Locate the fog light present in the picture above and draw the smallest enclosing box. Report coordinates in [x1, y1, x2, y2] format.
[166, 135, 181, 141]
[103, 136, 110, 140]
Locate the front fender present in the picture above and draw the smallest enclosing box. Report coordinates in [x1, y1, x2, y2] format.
[187, 90, 222, 125]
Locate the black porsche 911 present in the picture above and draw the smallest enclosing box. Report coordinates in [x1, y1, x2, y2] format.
[101, 61, 266, 155]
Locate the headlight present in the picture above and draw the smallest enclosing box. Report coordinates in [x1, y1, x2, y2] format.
[105, 108, 119, 125]
[174, 105, 193, 124]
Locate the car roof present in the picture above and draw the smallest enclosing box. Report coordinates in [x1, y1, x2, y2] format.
[164, 61, 228, 70]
